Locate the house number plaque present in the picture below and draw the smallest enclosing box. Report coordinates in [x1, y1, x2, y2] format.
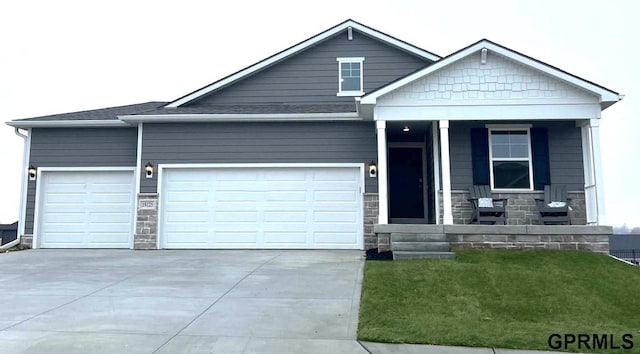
[139, 199, 157, 210]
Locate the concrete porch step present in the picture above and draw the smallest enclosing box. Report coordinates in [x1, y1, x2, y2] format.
[391, 233, 447, 242]
[393, 251, 456, 260]
[391, 241, 450, 252]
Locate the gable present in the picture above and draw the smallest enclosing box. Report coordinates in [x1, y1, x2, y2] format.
[361, 39, 620, 119]
[378, 50, 598, 106]
[181, 29, 433, 107]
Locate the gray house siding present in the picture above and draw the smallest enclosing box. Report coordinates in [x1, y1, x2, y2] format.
[186, 30, 431, 106]
[25, 128, 138, 234]
[449, 121, 584, 191]
[141, 122, 378, 193]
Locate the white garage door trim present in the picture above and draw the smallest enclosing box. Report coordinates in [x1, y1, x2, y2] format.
[157, 163, 365, 250]
[33, 167, 136, 249]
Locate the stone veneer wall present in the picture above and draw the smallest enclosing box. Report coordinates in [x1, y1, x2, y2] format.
[439, 190, 586, 225]
[446, 225, 610, 254]
[134, 193, 158, 250]
[363, 193, 379, 250]
[374, 224, 611, 255]
[20, 235, 33, 248]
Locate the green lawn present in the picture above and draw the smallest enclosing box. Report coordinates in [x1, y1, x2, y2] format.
[358, 249, 640, 353]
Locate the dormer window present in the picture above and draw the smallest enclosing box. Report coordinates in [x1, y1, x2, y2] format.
[337, 57, 364, 96]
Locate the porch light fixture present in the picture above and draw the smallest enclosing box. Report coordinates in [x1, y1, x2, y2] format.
[368, 161, 377, 178]
[28, 165, 36, 181]
[402, 125, 410, 133]
[145, 162, 154, 179]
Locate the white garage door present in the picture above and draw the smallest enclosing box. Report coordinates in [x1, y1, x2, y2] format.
[160, 166, 363, 249]
[37, 170, 135, 248]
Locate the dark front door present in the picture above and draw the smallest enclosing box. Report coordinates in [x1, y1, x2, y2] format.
[389, 147, 424, 219]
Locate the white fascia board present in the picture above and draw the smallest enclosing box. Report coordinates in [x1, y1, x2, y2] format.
[484, 43, 620, 103]
[6, 120, 130, 128]
[166, 20, 440, 108]
[374, 103, 601, 121]
[361, 41, 620, 105]
[118, 113, 362, 123]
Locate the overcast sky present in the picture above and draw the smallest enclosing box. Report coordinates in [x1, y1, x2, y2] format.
[0, 0, 638, 226]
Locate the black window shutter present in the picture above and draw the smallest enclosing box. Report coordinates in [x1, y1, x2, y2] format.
[531, 127, 551, 190]
[470, 128, 490, 185]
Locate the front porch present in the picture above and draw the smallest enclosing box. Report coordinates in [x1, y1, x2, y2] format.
[372, 119, 603, 227]
[356, 40, 620, 256]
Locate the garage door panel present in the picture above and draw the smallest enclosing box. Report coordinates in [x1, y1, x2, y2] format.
[264, 232, 307, 244]
[166, 191, 209, 203]
[313, 211, 358, 223]
[40, 222, 85, 232]
[38, 171, 134, 249]
[165, 181, 209, 190]
[161, 167, 362, 249]
[214, 232, 258, 243]
[264, 191, 307, 202]
[42, 232, 84, 246]
[45, 192, 86, 204]
[314, 232, 358, 245]
[165, 211, 209, 223]
[86, 232, 131, 245]
[88, 212, 131, 223]
[264, 211, 307, 223]
[263, 170, 307, 181]
[88, 192, 132, 204]
[312, 169, 358, 180]
[215, 191, 260, 202]
[313, 190, 357, 202]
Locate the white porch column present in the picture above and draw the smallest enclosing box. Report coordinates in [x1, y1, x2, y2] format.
[439, 120, 453, 224]
[432, 121, 441, 224]
[376, 120, 389, 224]
[589, 119, 607, 225]
[580, 123, 597, 224]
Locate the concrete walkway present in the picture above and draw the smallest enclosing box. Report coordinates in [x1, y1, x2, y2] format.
[0, 249, 367, 353]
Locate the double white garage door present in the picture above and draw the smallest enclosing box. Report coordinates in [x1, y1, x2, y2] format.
[36, 166, 363, 249]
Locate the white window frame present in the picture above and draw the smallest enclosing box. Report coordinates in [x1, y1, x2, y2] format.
[487, 124, 534, 191]
[337, 57, 364, 96]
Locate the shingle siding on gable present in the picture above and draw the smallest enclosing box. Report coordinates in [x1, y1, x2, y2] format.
[449, 121, 584, 191]
[380, 51, 598, 104]
[140, 122, 378, 193]
[24, 128, 138, 234]
[186, 30, 431, 106]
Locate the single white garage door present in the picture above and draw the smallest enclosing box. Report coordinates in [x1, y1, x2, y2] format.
[37, 170, 135, 248]
[160, 166, 363, 249]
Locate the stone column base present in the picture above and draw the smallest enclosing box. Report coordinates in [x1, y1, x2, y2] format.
[134, 193, 158, 250]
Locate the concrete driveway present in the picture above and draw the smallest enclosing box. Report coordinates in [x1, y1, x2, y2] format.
[0, 249, 368, 354]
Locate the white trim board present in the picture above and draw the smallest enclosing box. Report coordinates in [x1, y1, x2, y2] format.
[165, 20, 440, 108]
[360, 40, 621, 106]
[18, 129, 31, 237]
[118, 112, 362, 123]
[158, 163, 366, 169]
[133, 123, 143, 249]
[6, 120, 130, 128]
